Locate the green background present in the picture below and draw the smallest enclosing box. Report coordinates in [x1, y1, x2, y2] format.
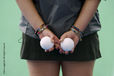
[0, 0, 114, 76]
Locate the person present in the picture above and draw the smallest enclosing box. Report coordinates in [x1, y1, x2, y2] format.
[16, 0, 102, 76]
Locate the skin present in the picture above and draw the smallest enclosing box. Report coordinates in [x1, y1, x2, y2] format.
[59, 0, 101, 54]
[16, 0, 100, 54]
[16, 0, 101, 76]
[16, 0, 60, 52]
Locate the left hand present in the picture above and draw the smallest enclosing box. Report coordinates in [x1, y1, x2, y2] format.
[59, 30, 80, 55]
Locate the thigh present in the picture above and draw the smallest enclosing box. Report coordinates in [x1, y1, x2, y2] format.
[27, 60, 61, 76]
[61, 60, 95, 76]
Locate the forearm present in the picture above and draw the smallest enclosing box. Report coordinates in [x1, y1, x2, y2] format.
[16, 0, 44, 31]
[73, 0, 101, 32]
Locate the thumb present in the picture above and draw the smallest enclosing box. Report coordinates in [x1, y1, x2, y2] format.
[50, 36, 54, 43]
[59, 35, 67, 42]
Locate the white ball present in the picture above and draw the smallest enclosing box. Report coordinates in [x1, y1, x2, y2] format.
[60, 38, 74, 51]
[40, 36, 54, 50]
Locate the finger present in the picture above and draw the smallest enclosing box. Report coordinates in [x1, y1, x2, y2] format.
[70, 50, 73, 53]
[50, 36, 54, 43]
[39, 34, 44, 40]
[53, 37, 60, 49]
[45, 49, 49, 52]
[54, 36, 60, 44]
[53, 37, 59, 45]
[59, 48, 63, 54]
[70, 48, 74, 53]
[55, 44, 60, 50]
[65, 51, 69, 55]
[48, 47, 54, 52]
[59, 48, 64, 54]
[63, 51, 66, 54]
[69, 37, 78, 54]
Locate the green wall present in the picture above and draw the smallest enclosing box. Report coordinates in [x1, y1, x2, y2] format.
[0, 0, 114, 76]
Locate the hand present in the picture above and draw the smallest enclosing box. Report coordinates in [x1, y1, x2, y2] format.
[59, 30, 80, 55]
[38, 28, 60, 52]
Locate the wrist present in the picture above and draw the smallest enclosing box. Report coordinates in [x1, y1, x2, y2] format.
[72, 25, 83, 34]
[70, 25, 83, 41]
[35, 23, 48, 37]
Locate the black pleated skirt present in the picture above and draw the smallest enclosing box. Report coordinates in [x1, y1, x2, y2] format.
[20, 32, 102, 61]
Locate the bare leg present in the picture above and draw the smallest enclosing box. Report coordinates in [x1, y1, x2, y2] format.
[61, 60, 95, 76]
[27, 60, 61, 76]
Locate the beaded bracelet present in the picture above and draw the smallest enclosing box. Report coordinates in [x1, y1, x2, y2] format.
[72, 25, 83, 34]
[70, 25, 83, 41]
[70, 28, 82, 41]
[35, 24, 48, 37]
[72, 25, 83, 36]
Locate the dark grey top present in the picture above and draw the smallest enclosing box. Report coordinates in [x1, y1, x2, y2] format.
[18, 0, 101, 40]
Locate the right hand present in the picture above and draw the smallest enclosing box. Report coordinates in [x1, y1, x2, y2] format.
[38, 28, 60, 52]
